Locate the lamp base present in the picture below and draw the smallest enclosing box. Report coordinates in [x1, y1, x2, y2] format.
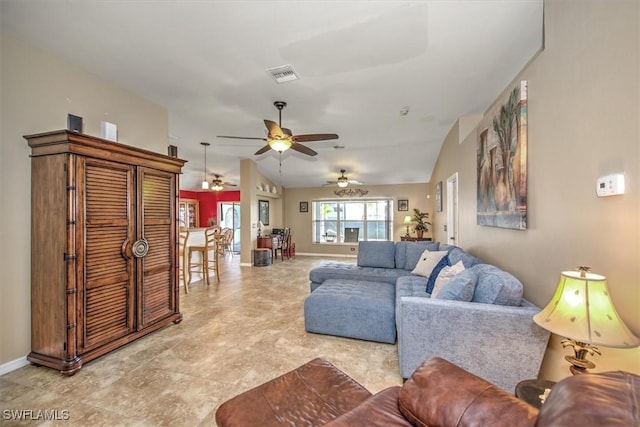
[565, 355, 595, 375]
[561, 339, 601, 375]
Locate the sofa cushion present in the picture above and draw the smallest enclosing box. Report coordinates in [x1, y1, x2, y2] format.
[324, 386, 412, 427]
[446, 246, 484, 268]
[411, 250, 448, 278]
[309, 262, 411, 286]
[398, 357, 538, 427]
[536, 370, 640, 427]
[357, 241, 396, 269]
[471, 264, 523, 306]
[432, 262, 475, 301]
[403, 242, 440, 270]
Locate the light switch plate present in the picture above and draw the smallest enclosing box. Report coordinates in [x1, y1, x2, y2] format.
[596, 174, 624, 197]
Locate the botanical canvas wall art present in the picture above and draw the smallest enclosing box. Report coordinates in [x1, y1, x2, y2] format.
[477, 80, 528, 229]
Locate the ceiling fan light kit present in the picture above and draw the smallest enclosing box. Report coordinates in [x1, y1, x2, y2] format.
[269, 138, 292, 153]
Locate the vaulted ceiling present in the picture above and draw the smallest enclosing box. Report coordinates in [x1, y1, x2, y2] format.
[1, 0, 543, 190]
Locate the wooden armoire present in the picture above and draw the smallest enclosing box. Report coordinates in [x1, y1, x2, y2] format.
[25, 130, 186, 375]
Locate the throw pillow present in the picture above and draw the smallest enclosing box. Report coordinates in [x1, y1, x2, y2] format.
[425, 256, 452, 294]
[411, 250, 448, 279]
[430, 261, 466, 298]
[432, 265, 477, 302]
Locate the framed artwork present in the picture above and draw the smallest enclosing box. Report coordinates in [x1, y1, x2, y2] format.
[477, 80, 528, 230]
[435, 181, 443, 212]
[259, 200, 270, 226]
[299, 201, 308, 213]
[398, 199, 409, 211]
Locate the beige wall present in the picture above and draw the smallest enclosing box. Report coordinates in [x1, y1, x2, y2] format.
[284, 183, 430, 256]
[430, 0, 640, 381]
[238, 159, 284, 264]
[0, 34, 169, 366]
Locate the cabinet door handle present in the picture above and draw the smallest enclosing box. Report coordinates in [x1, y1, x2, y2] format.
[121, 239, 132, 259]
[132, 238, 149, 258]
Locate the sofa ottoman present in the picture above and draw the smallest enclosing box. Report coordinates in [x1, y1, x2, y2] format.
[215, 358, 372, 427]
[304, 279, 396, 344]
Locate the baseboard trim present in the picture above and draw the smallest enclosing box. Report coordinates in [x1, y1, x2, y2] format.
[0, 356, 29, 375]
[296, 252, 357, 258]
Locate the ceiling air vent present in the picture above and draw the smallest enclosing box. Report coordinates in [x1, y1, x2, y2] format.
[266, 64, 299, 84]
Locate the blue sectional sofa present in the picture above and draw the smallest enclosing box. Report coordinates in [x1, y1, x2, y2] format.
[305, 241, 550, 393]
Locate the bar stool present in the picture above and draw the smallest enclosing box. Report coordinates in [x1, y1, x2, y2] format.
[188, 227, 220, 287]
[178, 227, 190, 293]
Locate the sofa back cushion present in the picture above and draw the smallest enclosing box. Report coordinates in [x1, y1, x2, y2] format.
[398, 357, 538, 427]
[535, 370, 640, 427]
[357, 241, 396, 269]
[471, 264, 523, 306]
[447, 246, 484, 268]
[403, 242, 440, 270]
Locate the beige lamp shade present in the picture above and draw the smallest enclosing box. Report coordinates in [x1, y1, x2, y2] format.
[403, 215, 412, 224]
[533, 271, 640, 348]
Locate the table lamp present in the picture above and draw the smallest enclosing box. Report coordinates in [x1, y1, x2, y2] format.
[257, 221, 264, 237]
[403, 215, 412, 237]
[533, 266, 640, 375]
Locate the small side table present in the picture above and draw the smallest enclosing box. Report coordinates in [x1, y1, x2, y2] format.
[515, 379, 556, 409]
[253, 248, 272, 267]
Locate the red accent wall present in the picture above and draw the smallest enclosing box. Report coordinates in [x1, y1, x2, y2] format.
[180, 190, 240, 226]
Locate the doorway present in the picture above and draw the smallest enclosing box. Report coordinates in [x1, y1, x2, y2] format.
[220, 202, 241, 252]
[446, 173, 459, 246]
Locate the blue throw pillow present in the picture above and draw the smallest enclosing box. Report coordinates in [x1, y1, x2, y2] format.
[425, 256, 450, 294]
[357, 241, 396, 268]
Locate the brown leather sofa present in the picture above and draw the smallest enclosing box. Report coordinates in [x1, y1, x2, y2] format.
[216, 357, 639, 427]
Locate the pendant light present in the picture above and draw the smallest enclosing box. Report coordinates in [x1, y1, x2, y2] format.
[201, 142, 210, 190]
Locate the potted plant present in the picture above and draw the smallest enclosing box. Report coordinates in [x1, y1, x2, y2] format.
[412, 208, 431, 238]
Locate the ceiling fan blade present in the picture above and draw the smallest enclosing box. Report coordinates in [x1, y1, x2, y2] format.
[216, 135, 267, 141]
[264, 120, 286, 139]
[254, 144, 272, 155]
[281, 127, 293, 136]
[292, 133, 339, 143]
[290, 142, 318, 156]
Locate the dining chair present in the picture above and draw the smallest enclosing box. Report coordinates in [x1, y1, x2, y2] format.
[219, 227, 234, 256]
[188, 226, 220, 287]
[274, 227, 291, 261]
[178, 227, 190, 293]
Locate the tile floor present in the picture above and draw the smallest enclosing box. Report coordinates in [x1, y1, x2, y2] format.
[0, 255, 402, 426]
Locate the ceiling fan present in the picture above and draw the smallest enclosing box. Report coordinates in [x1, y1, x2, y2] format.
[209, 174, 237, 192]
[324, 169, 364, 188]
[216, 101, 339, 157]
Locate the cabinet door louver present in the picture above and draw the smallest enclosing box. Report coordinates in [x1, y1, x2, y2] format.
[81, 160, 135, 350]
[139, 170, 175, 326]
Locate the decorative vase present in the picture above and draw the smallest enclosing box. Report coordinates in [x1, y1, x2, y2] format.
[416, 230, 424, 239]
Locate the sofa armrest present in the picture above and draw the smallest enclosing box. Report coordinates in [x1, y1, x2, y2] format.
[397, 296, 550, 392]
